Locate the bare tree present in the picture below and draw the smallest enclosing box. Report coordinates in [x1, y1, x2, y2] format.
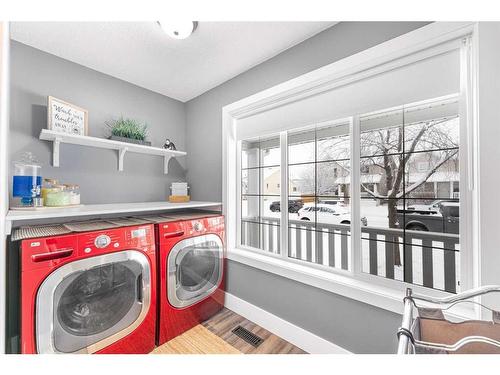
[294, 114, 458, 267]
[360, 117, 459, 265]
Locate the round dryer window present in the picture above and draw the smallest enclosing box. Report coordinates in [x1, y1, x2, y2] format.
[167, 234, 223, 308]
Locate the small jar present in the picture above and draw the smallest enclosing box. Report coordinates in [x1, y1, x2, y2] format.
[45, 185, 71, 207]
[41, 178, 58, 202]
[64, 184, 80, 205]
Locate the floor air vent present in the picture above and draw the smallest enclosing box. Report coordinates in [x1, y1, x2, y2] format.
[231, 326, 264, 347]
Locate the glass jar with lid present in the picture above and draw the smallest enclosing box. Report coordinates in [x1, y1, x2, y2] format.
[12, 152, 42, 208]
[41, 179, 58, 202]
[44, 185, 71, 207]
[64, 184, 80, 205]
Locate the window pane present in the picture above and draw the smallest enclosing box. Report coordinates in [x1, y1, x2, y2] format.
[262, 166, 280, 195]
[360, 198, 404, 242]
[360, 108, 403, 158]
[289, 163, 315, 197]
[241, 168, 259, 195]
[288, 129, 315, 164]
[287, 122, 352, 271]
[361, 239, 404, 282]
[316, 123, 350, 162]
[403, 100, 459, 153]
[360, 155, 403, 198]
[404, 150, 459, 199]
[241, 221, 260, 248]
[359, 95, 460, 293]
[293, 200, 317, 231]
[260, 222, 281, 254]
[241, 140, 259, 169]
[260, 137, 280, 167]
[241, 195, 259, 221]
[260, 195, 281, 218]
[240, 135, 281, 255]
[317, 160, 350, 197]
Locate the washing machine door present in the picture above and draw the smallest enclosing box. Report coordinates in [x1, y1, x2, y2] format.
[167, 234, 223, 308]
[36, 250, 151, 354]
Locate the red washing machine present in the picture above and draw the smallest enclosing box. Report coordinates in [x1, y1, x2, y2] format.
[157, 214, 225, 345]
[20, 224, 156, 354]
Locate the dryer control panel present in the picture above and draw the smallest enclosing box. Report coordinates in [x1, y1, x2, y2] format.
[158, 215, 224, 244]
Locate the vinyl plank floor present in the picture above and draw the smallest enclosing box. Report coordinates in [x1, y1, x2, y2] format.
[152, 307, 306, 354]
[202, 308, 307, 354]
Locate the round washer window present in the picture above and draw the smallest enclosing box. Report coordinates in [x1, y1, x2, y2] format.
[57, 263, 136, 336]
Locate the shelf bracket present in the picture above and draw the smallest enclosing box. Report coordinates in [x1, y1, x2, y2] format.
[118, 147, 128, 172]
[53, 137, 62, 167]
[164, 155, 173, 174]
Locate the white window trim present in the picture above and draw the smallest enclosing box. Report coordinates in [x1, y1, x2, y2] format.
[222, 22, 480, 317]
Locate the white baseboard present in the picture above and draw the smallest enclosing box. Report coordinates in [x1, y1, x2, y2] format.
[224, 292, 351, 354]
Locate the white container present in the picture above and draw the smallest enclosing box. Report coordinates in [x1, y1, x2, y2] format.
[170, 182, 189, 196]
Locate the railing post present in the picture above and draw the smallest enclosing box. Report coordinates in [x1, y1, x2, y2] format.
[341, 229, 349, 270]
[444, 240, 457, 293]
[422, 238, 434, 289]
[403, 236, 413, 285]
[295, 225, 302, 260]
[369, 232, 378, 275]
[306, 229, 313, 262]
[385, 239, 395, 279]
[269, 222, 274, 253]
[328, 229, 336, 267]
[316, 228, 324, 265]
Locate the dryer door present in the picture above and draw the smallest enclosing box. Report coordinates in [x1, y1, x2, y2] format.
[36, 251, 151, 354]
[167, 234, 223, 308]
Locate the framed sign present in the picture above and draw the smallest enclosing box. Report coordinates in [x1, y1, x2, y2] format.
[47, 96, 88, 136]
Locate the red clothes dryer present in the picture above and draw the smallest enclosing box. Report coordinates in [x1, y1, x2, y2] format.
[20, 224, 156, 354]
[157, 215, 225, 345]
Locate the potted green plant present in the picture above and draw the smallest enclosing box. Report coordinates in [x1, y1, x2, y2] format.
[106, 116, 151, 146]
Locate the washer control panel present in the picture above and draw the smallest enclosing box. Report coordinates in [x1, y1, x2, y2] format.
[94, 234, 111, 248]
[78, 225, 154, 255]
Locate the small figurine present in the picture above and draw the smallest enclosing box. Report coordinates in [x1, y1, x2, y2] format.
[163, 138, 177, 151]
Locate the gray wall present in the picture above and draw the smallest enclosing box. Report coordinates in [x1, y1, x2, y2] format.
[185, 22, 430, 353]
[10, 41, 186, 204]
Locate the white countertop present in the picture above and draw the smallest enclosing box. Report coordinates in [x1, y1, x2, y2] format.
[6, 201, 222, 222]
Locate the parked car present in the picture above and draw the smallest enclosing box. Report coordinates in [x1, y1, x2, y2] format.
[318, 198, 347, 207]
[396, 201, 459, 233]
[297, 204, 368, 226]
[269, 199, 304, 213]
[407, 199, 458, 213]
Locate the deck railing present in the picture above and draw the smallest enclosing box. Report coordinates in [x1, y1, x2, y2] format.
[241, 216, 460, 293]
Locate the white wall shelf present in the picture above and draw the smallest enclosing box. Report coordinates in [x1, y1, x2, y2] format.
[6, 201, 222, 234]
[39, 129, 186, 174]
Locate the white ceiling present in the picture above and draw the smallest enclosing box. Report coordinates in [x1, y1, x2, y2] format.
[10, 22, 335, 102]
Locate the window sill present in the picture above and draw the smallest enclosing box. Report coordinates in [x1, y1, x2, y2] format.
[227, 247, 476, 319]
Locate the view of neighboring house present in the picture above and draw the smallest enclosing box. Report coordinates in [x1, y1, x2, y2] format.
[263, 151, 459, 202]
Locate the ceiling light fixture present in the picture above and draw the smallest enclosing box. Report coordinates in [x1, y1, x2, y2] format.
[158, 21, 198, 40]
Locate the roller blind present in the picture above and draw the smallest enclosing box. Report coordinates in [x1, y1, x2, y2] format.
[236, 48, 460, 140]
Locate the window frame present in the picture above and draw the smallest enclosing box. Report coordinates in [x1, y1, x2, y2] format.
[224, 22, 479, 316]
